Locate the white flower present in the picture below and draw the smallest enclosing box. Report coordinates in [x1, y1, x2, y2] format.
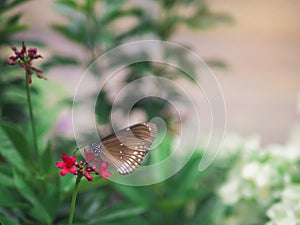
[217, 130, 300, 225]
[218, 178, 240, 204]
[242, 162, 260, 180]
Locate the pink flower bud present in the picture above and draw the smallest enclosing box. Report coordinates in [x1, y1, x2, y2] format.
[7, 60, 15, 65]
[84, 172, 93, 182]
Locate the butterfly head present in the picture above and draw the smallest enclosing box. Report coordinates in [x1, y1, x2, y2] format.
[90, 143, 103, 156]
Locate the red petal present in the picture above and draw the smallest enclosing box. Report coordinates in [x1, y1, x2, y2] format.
[101, 170, 112, 180]
[60, 169, 68, 176]
[83, 148, 89, 158]
[61, 153, 68, 161]
[98, 162, 111, 180]
[84, 148, 101, 163]
[56, 161, 65, 169]
[69, 167, 77, 175]
[62, 154, 76, 166]
[100, 162, 108, 170]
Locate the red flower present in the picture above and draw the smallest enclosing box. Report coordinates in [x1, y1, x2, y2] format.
[56, 152, 111, 182]
[56, 154, 77, 176]
[8, 42, 45, 84]
[96, 162, 111, 180]
[84, 148, 101, 163]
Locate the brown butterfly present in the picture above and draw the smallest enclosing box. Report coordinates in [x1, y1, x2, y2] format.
[89, 122, 157, 175]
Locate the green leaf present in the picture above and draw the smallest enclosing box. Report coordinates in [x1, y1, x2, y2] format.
[102, 8, 144, 25]
[59, 174, 76, 195]
[103, 0, 128, 14]
[55, 0, 79, 11]
[51, 24, 84, 44]
[0, 0, 30, 12]
[13, 169, 52, 223]
[0, 24, 28, 36]
[6, 14, 22, 25]
[1, 87, 27, 106]
[0, 186, 19, 207]
[171, 154, 203, 192]
[0, 214, 21, 225]
[206, 59, 227, 68]
[95, 91, 112, 124]
[99, 206, 146, 221]
[148, 132, 172, 165]
[84, 0, 96, 12]
[39, 179, 61, 220]
[0, 124, 27, 174]
[112, 185, 151, 206]
[0, 122, 31, 162]
[86, 204, 146, 225]
[0, 170, 14, 188]
[0, 163, 12, 176]
[42, 55, 79, 71]
[39, 141, 54, 174]
[183, 9, 233, 30]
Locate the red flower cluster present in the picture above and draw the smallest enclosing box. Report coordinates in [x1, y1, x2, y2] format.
[56, 150, 112, 182]
[8, 42, 45, 84]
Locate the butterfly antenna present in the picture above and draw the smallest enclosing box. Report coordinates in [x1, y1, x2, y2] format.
[73, 144, 89, 155]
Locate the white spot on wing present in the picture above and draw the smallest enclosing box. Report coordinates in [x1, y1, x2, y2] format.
[129, 158, 134, 162]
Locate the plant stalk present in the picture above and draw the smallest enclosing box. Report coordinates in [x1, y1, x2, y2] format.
[68, 174, 82, 225]
[25, 73, 38, 157]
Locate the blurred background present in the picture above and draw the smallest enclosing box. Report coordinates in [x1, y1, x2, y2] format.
[14, 0, 300, 145]
[1, 0, 300, 225]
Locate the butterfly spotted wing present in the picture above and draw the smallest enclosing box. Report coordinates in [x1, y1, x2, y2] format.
[90, 122, 157, 175]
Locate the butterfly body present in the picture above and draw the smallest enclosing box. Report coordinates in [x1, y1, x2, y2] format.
[90, 122, 157, 175]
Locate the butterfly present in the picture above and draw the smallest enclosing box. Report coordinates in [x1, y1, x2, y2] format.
[89, 122, 157, 175]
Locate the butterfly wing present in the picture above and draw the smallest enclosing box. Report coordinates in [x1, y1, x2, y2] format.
[99, 122, 157, 175]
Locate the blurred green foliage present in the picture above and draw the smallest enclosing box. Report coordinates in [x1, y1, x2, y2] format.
[0, 0, 29, 45]
[51, 0, 232, 128]
[0, 120, 229, 225]
[0, 0, 29, 123]
[0, 0, 236, 225]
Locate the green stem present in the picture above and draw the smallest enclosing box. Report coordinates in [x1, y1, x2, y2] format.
[68, 174, 82, 225]
[25, 73, 38, 157]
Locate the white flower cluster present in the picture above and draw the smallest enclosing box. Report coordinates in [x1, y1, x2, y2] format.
[217, 127, 300, 225]
[266, 185, 300, 225]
